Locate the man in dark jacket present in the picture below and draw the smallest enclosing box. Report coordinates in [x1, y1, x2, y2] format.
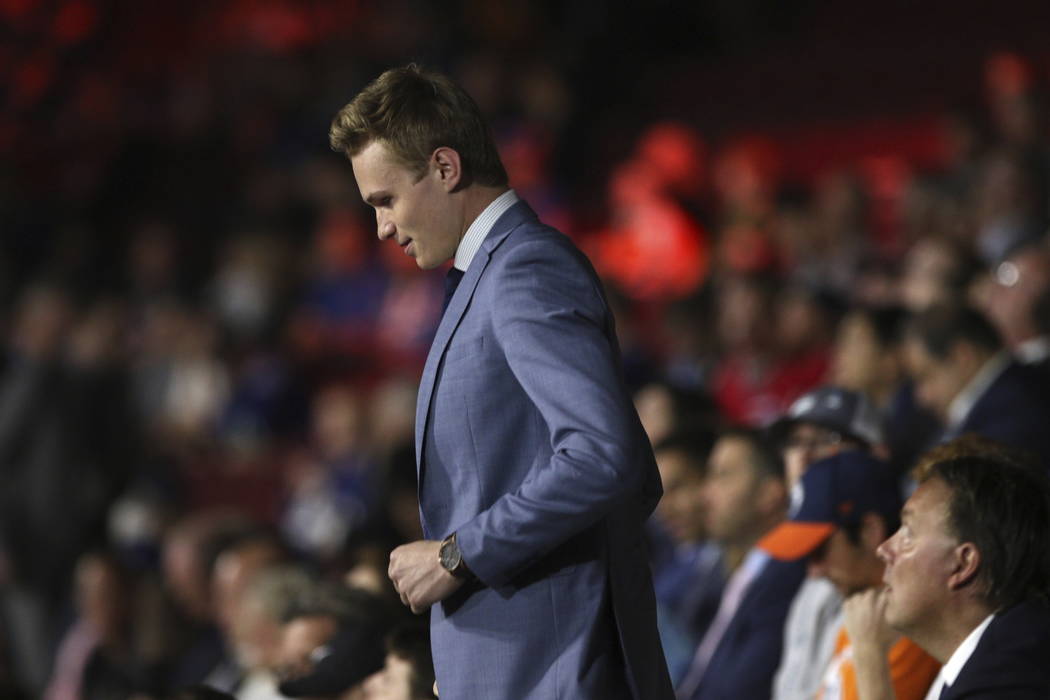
[874, 443, 1050, 699]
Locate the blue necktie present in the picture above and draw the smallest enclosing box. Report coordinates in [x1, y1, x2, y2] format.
[939, 682, 951, 699]
[442, 267, 465, 316]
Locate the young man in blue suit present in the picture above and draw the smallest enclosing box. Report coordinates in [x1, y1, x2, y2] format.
[871, 446, 1050, 699]
[329, 65, 673, 699]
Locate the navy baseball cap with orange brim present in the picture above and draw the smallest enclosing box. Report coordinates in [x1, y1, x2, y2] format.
[759, 450, 901, 561]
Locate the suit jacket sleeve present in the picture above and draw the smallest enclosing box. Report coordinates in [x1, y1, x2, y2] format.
[454, 234, 651, 589]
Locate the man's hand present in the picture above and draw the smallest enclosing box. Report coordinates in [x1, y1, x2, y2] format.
[843, 587, 899, 700]
[389, 540, 464, 614]
[843, 586, 898, 654]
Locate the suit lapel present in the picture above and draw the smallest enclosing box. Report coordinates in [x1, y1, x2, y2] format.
[414, 201, 537, 484]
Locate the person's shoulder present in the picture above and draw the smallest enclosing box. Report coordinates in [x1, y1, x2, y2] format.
[984, 361, 1050, 403]
[954, 600, 1050, 696]
[490, 210, 597, 282]
[985, 600, 1050, 647]
[497, 213, 579, 261]
[747, 557, 807, 610]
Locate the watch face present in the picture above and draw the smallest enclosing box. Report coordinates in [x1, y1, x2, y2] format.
[440, 539, 461, 572]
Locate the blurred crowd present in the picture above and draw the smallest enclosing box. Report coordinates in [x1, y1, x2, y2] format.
[4, 0, 1050, 698]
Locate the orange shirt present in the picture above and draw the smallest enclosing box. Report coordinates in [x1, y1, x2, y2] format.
[817, 625, 940, 700]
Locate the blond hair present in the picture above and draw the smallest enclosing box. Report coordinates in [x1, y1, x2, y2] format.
[330, 64, 507, 187]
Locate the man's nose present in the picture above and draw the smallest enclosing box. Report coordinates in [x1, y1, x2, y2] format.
[876, 537, 892, 564]
[377, 213, 395, 240]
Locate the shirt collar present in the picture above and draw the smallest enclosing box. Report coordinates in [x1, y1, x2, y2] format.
[453, 189, 519, 271]
[940, 613, 995, 687]
[1016, 335, 1050, 364]
[947, 352, 1011, 429]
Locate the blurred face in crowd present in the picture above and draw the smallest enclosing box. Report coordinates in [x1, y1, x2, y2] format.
[212, 541, 283, 634]
[716, 277, 769, 351]
[877, 478, 960, 635]
[352, 140, 463, 270]
[775, 289, 829, 354]
[808, 515, 887, 597]
[362, 653, 417, 700]
[903, 338, 980, 421]
[900, 239, 959, 312]
[982, 247, 1050, 347]
[831, 312, 897, 398]
[654, 447, 708, 544]
[231, 594, 283, 671]
[781, 422, 858, 489]
[703, 436, 781, 546]
[278, 614, 338, 680]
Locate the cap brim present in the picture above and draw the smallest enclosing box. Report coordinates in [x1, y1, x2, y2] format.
[758, 522, 836, 561]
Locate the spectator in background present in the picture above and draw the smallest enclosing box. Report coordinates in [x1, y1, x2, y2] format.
[635, 380, 719, 447]
[712, 274, 827, 426]
[276, 585, 394, 699]
[973, 148, 1046, 264]
[282, 384, 378, 564]
[162, 511, 254, 690]
[649, 432, 724, 683]
[772, 386, 885, 492]
[902, 303, 1050, 463]
[760, 452, 938, 700]
[229, 565, 314, 700]
[875, 447, 1050, 698]
[209, 530, 290, 697]
[784, 171, 870, 298]
[676, 429, 804, 700]
[0, 286, 135, 696]
[765, 386, 887, 700]
[773, 283, 836, 380]
[898, 237, 981, 312]
[978, 239, 1050, 362]
[831, 306, 908, 413]
[45, 551, 155, 700]
[832, 305, 942, 478]
[361, 623, 436, 700]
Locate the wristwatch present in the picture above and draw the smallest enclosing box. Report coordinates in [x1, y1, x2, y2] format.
[439, 532, 473, 580]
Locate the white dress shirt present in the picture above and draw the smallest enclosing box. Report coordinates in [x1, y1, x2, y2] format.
[922, 614, 995, 700]
[453, 189, 520, 271]
[945, 353, 1011, 433]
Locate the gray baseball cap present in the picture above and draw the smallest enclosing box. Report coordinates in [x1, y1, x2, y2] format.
[769, 386, 884, 447]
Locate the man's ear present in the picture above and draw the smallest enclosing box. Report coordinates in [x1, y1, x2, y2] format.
[947, 542, 981, 591]
[431, 147, 462, 191]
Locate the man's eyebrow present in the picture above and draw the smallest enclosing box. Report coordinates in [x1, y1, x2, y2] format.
[364, 191, 390, 206]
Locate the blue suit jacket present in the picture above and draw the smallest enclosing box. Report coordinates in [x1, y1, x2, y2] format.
[947, 360, 1050, 466]
[416, 200, 673, 700]
[941, 600, 1050, 699]
[685, 557, 806, 700]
